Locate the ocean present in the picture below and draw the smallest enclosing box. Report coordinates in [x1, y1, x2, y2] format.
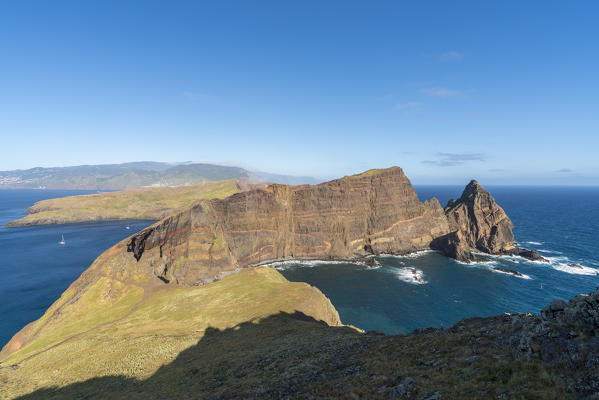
[0, 186, 598, 346]
[0, 190, 153, 347]
[279, 186, 599, 333]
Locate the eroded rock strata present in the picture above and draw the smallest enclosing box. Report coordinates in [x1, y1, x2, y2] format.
[125, 167, 451, 285]
[2, 166, 596, 399]
[433, 179, 547, 262]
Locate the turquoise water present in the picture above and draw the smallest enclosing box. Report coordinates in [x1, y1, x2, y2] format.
[0, 187, 598, 346]
[279, 186, 599, 334]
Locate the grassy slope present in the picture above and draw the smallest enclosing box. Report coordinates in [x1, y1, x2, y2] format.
[1, 306, 575, 399]
[0, 267, 342, 399]
[5, 180, 241, 227]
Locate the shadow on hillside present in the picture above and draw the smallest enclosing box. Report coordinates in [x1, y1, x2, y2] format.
[15, 311, 361, 400]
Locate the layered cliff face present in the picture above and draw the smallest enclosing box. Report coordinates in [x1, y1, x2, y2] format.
[445, 180, 515, 254]
[433, 180, 516, 261]
[3, 166, 589, 399]
[432, 180, 547, 262]
[125, 167, 451, 285]
[0, 166, 451, 363]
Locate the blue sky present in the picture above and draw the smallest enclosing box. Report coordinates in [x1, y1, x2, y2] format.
[1, 1, 597, 184]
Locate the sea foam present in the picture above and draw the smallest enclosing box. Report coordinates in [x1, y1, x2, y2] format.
[393, 267, 427, 285]
[551, 262, 599, 276]
[265, 259, 367, 270]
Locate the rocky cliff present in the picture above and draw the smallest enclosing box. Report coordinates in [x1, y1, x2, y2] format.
[125, 167, 451, 285]
[2, 166, 592, 399]
[432, 179, 546, 262]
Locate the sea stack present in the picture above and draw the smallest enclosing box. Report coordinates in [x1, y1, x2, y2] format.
[433, 180, 547, 262]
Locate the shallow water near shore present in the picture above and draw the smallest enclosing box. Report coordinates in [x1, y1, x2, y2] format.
[0, 186, 598, 344]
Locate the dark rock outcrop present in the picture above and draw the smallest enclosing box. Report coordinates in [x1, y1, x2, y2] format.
[493, 267, 526, 278]
[505, 287, 599, 386]
[503, 247, 549, 262]
[443, 180, 515, 253]
[433, 180, 547, 263]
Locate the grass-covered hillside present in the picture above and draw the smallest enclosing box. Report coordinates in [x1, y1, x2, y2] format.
[0, 267, 342, 399]
[5, 179, 242, 227]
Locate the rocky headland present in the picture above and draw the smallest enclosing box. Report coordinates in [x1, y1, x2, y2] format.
[2, 166, 589, 399]
[432, 179, 548, 263]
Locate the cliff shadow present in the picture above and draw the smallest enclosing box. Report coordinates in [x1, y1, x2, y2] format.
[13, 311, 362, 400]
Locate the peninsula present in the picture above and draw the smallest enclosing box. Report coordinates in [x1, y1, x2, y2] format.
[3, 167, 585, 400]
[5, 179, 244, 227]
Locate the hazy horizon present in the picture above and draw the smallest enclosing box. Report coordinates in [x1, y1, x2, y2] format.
[1, 2, 597, 185]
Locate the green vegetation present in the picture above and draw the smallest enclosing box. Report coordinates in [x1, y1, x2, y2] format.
[351, 166, 401, 178]
[0, 268, 342, 399]
[5, 179, 241, 227]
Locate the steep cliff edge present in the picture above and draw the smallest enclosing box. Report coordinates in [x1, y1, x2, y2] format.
[1, 167, 594, 399]
[433, 180, 547, 262]
[1, 167, 532, 363]
[124, 166, 451, 285]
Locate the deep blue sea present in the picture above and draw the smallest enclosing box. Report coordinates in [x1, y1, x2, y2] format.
[0, 190, 152, 347]
[0, 187, 598, 346]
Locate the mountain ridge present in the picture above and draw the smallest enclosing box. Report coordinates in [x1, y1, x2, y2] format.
[0, 162, 318, 190]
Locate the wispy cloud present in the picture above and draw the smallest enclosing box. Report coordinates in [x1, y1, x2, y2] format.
[395, 102, 422, 115]
[420, 87, 464, 97]
[422, 152, 485, 167]
[556, 168, 574, 173]
[439, 51, 463, 62]
[183, 91, 198, 101]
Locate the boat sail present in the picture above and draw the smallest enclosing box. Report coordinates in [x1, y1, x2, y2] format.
[59, 234, 66, 245]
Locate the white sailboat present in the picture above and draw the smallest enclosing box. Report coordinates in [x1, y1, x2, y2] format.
[59, 234, 66, 245]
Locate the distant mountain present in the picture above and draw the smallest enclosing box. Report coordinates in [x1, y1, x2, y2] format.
[0, 162, 318, 190]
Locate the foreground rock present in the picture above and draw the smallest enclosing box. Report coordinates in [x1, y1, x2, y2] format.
[2, 280, 598, 399]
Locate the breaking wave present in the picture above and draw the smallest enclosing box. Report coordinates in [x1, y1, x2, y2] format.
[393, 267, 427, 285]
[263, 259, 367, 271]
[537, 248, 563, 255]
[544, 256, 599, 276]
[378, 250, 436, 259]
[552, 263, 598, 276]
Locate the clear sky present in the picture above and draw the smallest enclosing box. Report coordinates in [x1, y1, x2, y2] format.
[1, 1, 597, 184]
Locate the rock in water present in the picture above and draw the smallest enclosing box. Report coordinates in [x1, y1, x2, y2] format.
[503, 247, 549, 262]
[432, 180, 547, 262]
[493, 267, 525, 278]
[444, 180, 515, 254]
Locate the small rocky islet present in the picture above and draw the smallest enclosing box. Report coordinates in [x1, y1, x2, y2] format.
[1, 166, 596, 399]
